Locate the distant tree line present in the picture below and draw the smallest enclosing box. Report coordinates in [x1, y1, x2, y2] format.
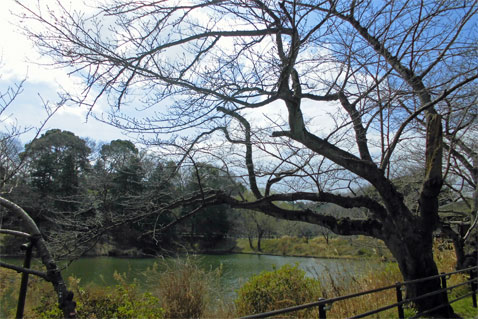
[1, 129, 333, 257]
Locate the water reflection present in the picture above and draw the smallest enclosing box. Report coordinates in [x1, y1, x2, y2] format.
[57, 254, 379, 298]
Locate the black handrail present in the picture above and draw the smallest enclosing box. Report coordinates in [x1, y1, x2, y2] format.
[0, 228, 36, 319]
[239, 265, 478, 319]
[239, 283, 398, 319]
[16, 242, 33, 319]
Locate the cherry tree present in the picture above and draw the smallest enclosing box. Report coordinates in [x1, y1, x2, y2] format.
[17, 0, 478, 316]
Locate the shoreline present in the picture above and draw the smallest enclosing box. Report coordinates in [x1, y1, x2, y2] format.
[1, 235, 393, 260]
[212, 250, 368, 260]
[0, 250, 387, 261]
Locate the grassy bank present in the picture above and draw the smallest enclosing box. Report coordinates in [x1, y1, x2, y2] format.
[233, 235, 394, 260]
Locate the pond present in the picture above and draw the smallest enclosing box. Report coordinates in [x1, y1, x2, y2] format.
[3, 253, 381, 300]
[60, 254, 378, 296]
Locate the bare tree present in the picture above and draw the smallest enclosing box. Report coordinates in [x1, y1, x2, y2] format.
[17, 0, 478, 316]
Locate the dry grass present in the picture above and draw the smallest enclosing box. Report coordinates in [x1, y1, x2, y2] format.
[308, 240, 466, 319]
[144, 256, 234, 319]
[316, 262, 402, 318]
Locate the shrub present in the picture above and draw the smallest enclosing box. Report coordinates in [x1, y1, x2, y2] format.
[235, 264, 321, 317]
[28, 273, 164, 319]
[151, 257, 220, 319]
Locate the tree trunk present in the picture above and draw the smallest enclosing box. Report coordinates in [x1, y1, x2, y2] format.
[34, 237, 77, 318]
[248, 235, 255, 251]
[383, 113, 456, 317]
[385, 229, 455, 318]
[257, 230, 264, 252]
[452, 231, 466, 270]
[322, 232, 329, 245]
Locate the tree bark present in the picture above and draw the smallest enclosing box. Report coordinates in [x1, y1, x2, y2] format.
[248, 235, 255, 251]
[257, 229, 264, 252]
[383, 222, 455, 318]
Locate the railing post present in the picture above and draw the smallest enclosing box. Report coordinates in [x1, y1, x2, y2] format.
[471, 268, 477, 308]
[395, 283, 404, 319]
[440, 272, 450, 306]
[318, 298, 327, 319]
[16, 241, 33, 319]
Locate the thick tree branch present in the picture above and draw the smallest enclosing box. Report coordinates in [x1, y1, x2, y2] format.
[214, 192, 383, 238]
[418, 113, 443, 228]
[0, 196, 41, 236]
[338, 91, 373, 162]
[262, 191, 387, 219]
[218, 106, 262, 199]
[136, 28, 293, 62]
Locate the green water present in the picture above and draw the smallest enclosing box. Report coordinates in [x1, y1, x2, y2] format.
[3, 254, 378, 298]
[61, 254, 376, 295]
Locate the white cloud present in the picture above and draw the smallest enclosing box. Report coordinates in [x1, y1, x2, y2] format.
[0, 0, 126, 143]
[2, 1, 85, 91]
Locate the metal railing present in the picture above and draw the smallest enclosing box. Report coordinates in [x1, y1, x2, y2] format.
[240, 265, 478, 319]
[0, 229, 35, 319]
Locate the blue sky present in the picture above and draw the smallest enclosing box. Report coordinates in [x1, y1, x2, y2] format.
[1, 0, 127, 145]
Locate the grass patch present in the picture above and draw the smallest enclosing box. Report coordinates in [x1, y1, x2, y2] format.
[234, 235, 392, 259]
[451, 296, 477, 318]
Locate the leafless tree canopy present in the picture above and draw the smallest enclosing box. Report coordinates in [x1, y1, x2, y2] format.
[14, 1, 478, 315]
[17, 0, 476, 220]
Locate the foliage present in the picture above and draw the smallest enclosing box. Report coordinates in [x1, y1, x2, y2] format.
[235, 264, 321, 317]
[73, 273, 163, 319]
[22, 129, 91, 198]
[27, 273, 164, 319]
[181, 164, 241, 238]
[0, 266, 58, 319]
[0, 267, 20, 318]
[4, 133, 245, 257]
[0, 266, 163, 319]
[233, 241, 476, 318]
